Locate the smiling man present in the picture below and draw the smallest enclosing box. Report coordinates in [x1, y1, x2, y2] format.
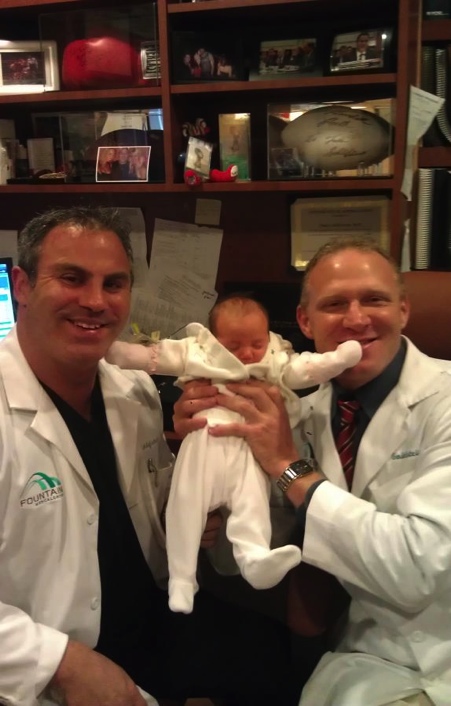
[0, 206, 304, 706]
[0, 206, 172, 706]
[174, 236, 451, 706]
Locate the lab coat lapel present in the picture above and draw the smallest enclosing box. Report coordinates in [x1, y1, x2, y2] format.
[30, 394, 94, 486]
[352, 339, 444, 497]
[351, 390, 409, 497]
[305, 385, 348, 491]
[100, 363, 140, 497]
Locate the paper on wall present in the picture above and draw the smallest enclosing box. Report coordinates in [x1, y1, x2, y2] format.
[130, 218, 223, 339]
[401, 86, 444, 201]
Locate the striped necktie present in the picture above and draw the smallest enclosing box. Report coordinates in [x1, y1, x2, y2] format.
[336, 399, 360, 488]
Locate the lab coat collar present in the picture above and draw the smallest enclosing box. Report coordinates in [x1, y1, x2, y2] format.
[352, 337, 447, 496]
[305, 337, 447, 496]
[0, 328, 140, 494]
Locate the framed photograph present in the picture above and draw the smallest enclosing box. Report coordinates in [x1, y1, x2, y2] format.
[172, 31, 245, 83]
[96, 145, 151, 183]
[268, 98, 396, 180]
[185, 137, 212, 178]
[329, 29, 393, 74]
[251, 38, 321, 80]
[0, 41, 59, 94]
[219, 113, 251, 180]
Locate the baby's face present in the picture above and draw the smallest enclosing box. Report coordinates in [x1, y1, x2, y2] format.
[215, 311, 269, 364]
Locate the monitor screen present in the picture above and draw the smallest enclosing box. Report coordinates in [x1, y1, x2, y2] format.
[0, 257, 16, 342]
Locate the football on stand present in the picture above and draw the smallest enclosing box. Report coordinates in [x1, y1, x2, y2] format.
[281, 104, 392, 172]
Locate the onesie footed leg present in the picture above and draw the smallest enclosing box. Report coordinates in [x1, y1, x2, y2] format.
[238, 544, 302, 590]
[168, 579, 197, 614]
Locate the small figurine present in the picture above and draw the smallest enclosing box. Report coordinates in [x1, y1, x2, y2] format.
[184, 164, 238, 186]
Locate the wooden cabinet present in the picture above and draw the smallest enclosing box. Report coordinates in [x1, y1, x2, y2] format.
[0, 0, 421, 277]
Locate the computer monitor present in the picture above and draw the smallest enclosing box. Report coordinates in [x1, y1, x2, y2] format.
[0, 257, 16, 342]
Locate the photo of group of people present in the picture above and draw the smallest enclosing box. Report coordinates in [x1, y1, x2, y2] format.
[1, 51, 44, 85]
[95, 146, 151, 182]
[257, 38, 319, 79]
[180, 47, 236, 80]
[172, 32, 243, 83]
[330, 30, 386, 72]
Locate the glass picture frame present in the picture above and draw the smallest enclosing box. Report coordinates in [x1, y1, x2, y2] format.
[0, 40, 59, 94]
[329, 28, 393, 75]
[250, 37, 321, 80]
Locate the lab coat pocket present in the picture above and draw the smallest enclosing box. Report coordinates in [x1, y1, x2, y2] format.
[369, 457, 418, 511]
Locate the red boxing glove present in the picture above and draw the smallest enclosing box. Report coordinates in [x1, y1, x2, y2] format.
[62, 37, 139, 89]
[209, 165, 238, 182]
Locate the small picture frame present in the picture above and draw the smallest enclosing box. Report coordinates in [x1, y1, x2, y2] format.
[172, 31, 245, 83]
[251, 38, 321, 80]
[329, 29, 392, 74]
[0, 41, 59, 94]
[96, 145, 151, 183]
[218, 113, 251, 180]
[185, 137, 213, 178]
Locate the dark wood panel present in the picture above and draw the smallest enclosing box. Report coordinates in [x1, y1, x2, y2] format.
[0, 190, 301, 291]
[418, 146, 451, 167]
[422, 19, 451, 41]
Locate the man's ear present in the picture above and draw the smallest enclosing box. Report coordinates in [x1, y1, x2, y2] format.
[296, 304, 314, 340]
[12, 266, 32, 305]
[400, 295, 410, 331]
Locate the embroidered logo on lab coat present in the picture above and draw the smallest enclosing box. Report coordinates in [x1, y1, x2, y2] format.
[20, 472, 64, 508]
[391, 450, 420, 460]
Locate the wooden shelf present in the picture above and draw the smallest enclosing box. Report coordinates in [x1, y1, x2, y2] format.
[171, 74, 397, 95]
[418, 146, 451, 167]
[0, 179, 394, 194]
[168, 0, 322, 12]
[422, 19, 451, 41]
[0, 86, 162, 106]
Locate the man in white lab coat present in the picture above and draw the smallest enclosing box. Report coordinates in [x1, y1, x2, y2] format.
[174, 236, 451, 706]
[0, 206, 303, 706]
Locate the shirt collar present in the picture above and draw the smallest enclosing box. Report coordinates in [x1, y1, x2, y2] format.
[332, 338, 407, 419]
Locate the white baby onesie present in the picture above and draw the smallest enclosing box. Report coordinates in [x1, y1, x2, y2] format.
[106, 323, 361, 613]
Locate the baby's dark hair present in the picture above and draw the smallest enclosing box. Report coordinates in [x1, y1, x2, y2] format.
[209, 294, 270, 335]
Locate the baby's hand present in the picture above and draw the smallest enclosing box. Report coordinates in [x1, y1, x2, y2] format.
[105, 341, 152, 371]
[336, 340, 362, 367]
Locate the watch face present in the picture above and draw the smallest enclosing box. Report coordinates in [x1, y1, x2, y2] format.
[291, 459, 316, 474]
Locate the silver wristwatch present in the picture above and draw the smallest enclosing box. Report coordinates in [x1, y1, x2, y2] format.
[276, 458, 319, 493]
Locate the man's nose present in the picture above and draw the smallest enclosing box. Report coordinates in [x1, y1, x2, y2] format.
[79, 282, 106, 311]
[343, 300, 370, 328]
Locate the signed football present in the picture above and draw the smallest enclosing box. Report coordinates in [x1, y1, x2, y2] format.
[62, 37, 139, 90]
[281, 105, 392, 171]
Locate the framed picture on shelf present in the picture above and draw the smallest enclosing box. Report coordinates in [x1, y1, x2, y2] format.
[185, 137, 212, 178]
[96, 145, 151, 183]
[218, 113, 251, 180]
[329, 28, 393, 74]
[250, 37, 321, 80]
[171, 31, 245, 83]
[0, 41, 59, 94]
[267, 98, 396, 180]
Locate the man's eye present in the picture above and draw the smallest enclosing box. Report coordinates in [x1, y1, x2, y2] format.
[60, 273, 80, 284]
[105, 279, 126, 291]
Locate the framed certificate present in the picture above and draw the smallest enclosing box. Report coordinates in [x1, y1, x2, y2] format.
[290, 195, 390, 270]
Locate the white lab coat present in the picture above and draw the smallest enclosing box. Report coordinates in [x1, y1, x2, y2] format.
[0, 329, 173, 706]
[299, 338, 451, 706]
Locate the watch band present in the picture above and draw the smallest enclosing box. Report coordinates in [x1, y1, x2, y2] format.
[276, 458, 319, 493]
